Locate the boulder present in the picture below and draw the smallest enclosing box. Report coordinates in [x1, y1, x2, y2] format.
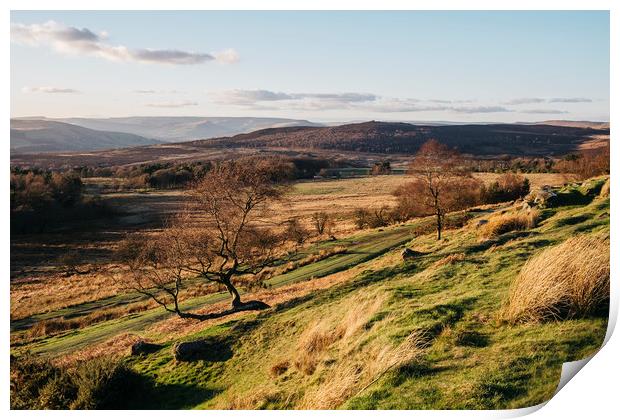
[475, 219, 489, 228]
[131, 340, 160, 356]
[401, 248, 419, 261]
[172, 340, 211, 362]
[172, 338, 233, 362]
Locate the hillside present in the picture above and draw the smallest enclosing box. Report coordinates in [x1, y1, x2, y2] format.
[53, 116, 324, 142]
[195, 121, 609, 156]
[126, 179, 610, 409]
[11, 177, 610, 409]
[10, 119, 160, 153]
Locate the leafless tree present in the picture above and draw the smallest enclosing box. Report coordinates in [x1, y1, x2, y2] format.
[311, 211, 333, 236]
[118, 158, 291, 318]
[396, 139, 481, 240]
[286, 217, 311, 246]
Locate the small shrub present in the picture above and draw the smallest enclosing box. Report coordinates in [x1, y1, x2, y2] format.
[501, 233, 610, 324]
[270, 360, 290, 377]
[311, 211, 333, 236]
[285, 217, 310, 245]
[10, 354, 138, 409]
[353, 208, 371, 229]
[481, 173, 530, 204]
[70, 358, 135, 409]
[11, 355, 62, 409]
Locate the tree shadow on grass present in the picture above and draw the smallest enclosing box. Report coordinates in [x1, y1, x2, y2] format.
[123, 372, 222, 409]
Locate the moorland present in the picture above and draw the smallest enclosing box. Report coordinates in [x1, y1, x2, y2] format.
[9, 120, 610, 409]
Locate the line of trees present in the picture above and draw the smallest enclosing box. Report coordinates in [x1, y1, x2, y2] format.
[68, 157, 337, 190]
[10, 169, 112, 233]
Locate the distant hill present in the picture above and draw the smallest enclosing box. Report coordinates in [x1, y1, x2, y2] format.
[50, 116, 324, 142]
[10, 119, 160, 153]
[10, 121, 609, 169]
[536, 120, 610, 130]
[195, 120, 609, 156]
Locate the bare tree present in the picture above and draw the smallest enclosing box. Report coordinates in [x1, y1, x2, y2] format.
[311, 211, 333, 236]
[396, 139, 481, 240]
[119, 158, 291, 318]
[286, 217, 311, 246]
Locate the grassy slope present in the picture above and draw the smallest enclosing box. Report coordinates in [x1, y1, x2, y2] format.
[18, 223, 421, 355]
[122, 179, 609, 409]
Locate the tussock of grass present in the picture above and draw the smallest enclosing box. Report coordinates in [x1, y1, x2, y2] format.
[293, 294, 385, 375]
[269, 360, 290, 377]
[599, 178, 610, 198]
[501, 233, 609, 324]
[478, 209, 539, 239]
[431, 253, 466, 268]
[299, 330, 428, 409]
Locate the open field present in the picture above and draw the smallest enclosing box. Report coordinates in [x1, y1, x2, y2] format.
[10, 172, 570, 320]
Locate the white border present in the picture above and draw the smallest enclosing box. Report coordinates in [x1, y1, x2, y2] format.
[2, 1, 616, 419]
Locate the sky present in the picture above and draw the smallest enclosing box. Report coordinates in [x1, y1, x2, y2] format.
[10, 11, 610, 123]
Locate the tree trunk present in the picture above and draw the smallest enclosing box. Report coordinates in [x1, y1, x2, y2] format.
[436, 211, 442, 241]
[222, 278, 242, 308]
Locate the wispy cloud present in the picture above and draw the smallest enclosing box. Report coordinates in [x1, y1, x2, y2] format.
[520, 109, 568, 114]
[549, 97, 592, 103]
[214, 89, 295, 104]
[145, 101, 198, 108]
[451, 106, 511, 114]
[210, 89, 584, 115]
[213, 89, 514, 113]
[134, 89, 184, 94]
[22, 86, 80, 94]
[504, 97, 592, 105]
[365, 98, 448, 113]
[503, 97, 546, 105]
[11, 20, 238, 65]
[213, 89, 377, 106]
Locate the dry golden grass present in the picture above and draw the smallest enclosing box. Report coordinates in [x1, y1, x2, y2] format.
[278, 246, 348, 276]
[218, 386, 289, 410]
[218, 288, 427, 409]
[10, 265, 131, 320]
[600, 178, 610, 198]
[478, 209, 540, 239]
[472, 172, 567, 190]
[501, 233, 610, 324]
[28, 301, 154, 339]
[431, 253, 466, 268]
[293, 295, 386, 375]
[298, 330, 427, 409]
[55, 333, 142, 366]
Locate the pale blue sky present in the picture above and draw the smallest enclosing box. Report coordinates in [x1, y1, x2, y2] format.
[10, 11, 609, 122]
